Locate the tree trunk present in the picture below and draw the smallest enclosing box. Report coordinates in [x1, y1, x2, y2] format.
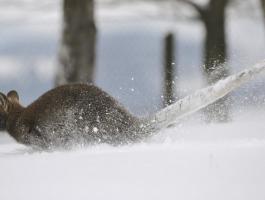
[56, 0, 97, 85]
[261, 0, 265, 27]
[201, 0, 230, 122]
[163, 33, 176, 107]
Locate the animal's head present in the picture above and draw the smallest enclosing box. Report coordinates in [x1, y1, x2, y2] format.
[0, 90, 20, 130]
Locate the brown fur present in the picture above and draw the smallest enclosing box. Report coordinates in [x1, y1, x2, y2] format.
[0, 84, 148, 150]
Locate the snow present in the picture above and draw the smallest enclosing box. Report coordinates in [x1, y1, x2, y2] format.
[93, 127, 99, 133]
[1, 1, 265, 199]
[1, 110, 265, 200]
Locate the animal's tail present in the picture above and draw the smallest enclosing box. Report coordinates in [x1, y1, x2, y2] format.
[143, 60, 265, 132]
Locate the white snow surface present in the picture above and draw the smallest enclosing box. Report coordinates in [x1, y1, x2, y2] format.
[1, 110, 265, 200]
[1, 1, 265, 199]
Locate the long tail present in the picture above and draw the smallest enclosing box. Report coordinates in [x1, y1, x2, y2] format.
[143, 60, 265, 132]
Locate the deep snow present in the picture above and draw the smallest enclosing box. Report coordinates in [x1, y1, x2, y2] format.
[1, 110, 265, 200]
[1, 1, 265, 200]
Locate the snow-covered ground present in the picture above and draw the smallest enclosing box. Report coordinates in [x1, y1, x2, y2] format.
[1, 1, 265, 200]
[1, 110, 265, 200]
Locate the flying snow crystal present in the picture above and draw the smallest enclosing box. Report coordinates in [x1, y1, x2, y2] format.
[131, 88, 135, 92]
[36, 126, 41, 132]
[85, 126, 89, 133]
[93, 127, 98, 133]
[151, 60, 265, 130]
[131, 77, 134, 81]
[96, 116, 100, 123]
[79, 116, 83, 120]
[171, 62, 175, 65]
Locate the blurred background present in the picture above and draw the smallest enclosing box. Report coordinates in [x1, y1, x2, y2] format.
[0, 0, 265, 121]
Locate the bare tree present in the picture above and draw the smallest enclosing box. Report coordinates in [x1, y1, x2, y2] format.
[56, 0, 97, 85]
[181, 0, 231, 122]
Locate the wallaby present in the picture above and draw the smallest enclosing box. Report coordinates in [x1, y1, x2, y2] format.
[0, 61, 265, 150]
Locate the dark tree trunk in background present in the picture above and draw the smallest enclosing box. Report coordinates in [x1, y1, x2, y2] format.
[56, 0, 97, 85]
[185, 0, 230, 122]
[261, 0, 265, 27]
[163, 33, 176, 107]
[202, 0, 230, 122]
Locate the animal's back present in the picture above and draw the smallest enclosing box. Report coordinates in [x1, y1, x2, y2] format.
[19, 84, 142, 149]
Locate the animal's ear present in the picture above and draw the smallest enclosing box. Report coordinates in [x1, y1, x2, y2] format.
[0, 92, 8, 112]
[7, 90, 19, 103]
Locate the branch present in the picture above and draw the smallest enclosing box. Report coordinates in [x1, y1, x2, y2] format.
[177, 0, 207, 19]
